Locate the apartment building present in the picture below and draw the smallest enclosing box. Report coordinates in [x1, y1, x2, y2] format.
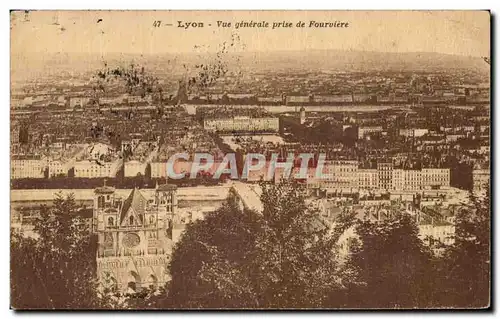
[422, 168, 451, 189]
[74, 159, 123, 178]
[11, 156, 47, 179]
[472, 169, 490, 193]
[357, 169, 378, 189]
[203, 116, 279, 133]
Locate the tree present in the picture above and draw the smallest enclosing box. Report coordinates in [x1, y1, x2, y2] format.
[11, 193, 111, 309]
[342, 212, 436, 309]
[438, 190, 490, 308]
[165, 180, 342, 309]
[254, 180, 341, 308]
[166, 196, 262, 308]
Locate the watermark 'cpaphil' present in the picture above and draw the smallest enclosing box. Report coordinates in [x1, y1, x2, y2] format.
[163, 152, 332, 180]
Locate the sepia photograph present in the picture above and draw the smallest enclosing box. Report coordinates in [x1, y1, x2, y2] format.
[9, 10, 491, 310]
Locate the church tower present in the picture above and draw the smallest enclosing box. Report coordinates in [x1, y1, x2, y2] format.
[299, 106, 306, 125]
[93, 184, 177, 294]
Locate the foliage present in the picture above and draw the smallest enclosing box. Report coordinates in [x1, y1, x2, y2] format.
[11, 186, 491, 309]
[340, 212, 437, 309]
[255, 181, 341, 308]
[168, 196, 262, 308]
[11, 193, 113, 309]
[437, 191, 490, 308]
[166, 180, 342, 309]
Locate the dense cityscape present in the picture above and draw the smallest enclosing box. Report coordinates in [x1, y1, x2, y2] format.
[11, 46, 490, 309]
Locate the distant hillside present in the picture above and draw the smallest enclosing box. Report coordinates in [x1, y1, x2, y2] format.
[11, 49, 489, 82]
[240, 50, 489, 73]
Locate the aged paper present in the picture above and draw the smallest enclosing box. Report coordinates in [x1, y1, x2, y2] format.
[10, 10, 490, 310]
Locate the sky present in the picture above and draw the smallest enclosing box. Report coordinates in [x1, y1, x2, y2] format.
[11, 10, 490, 57]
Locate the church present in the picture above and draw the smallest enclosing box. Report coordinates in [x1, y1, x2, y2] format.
[92, 183, 178, 293]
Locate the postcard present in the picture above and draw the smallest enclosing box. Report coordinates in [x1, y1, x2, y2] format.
[10, 10, 490, 310]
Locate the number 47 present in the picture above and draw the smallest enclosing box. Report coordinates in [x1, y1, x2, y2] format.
[153, 20, 162, 27]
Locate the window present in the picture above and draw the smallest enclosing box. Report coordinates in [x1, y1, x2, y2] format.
[129, 215, 134, 225]
[98, 196, 105, 208]
[149, 215, 155, 224]
[108, 216, 114, 226]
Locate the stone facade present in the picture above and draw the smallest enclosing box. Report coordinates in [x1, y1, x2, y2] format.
[93, 184, 177, 293]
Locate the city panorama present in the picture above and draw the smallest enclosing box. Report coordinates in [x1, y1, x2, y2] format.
[10, 10, 490, 310]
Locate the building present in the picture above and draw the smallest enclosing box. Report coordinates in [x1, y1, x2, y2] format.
[393, 169, 422, 191]
[445, 134, 465, 143]
[299, 107, 306, 125]
[47, 144, 86, 178]
[335, 207, 455, 261]
[74, 159, 123, 178]
[257, 96, 282, 104]
[477, 145, 490, 155]
[357, 169, 378, 190]
[99, 96, 125, 106]
[418, 191, 447, 208]
[421, 168, 450, 189]
[418, 219, 455, 247]
[308, 160, 359, 191]
[11, 124, 20, 145]
[314, 94, 353, 104]
[69, 97, 91, 108]
[358, 126, 383, 139]
[326, 160, 359, 190]
[11, 155, 47, 179]
[392, 169, 404, 191]
[123, 141, 159, 177]
[150, 162, 167, 178]
[124, 161, 149, 177]
[203, 116, 279, 133]
[377, 162, 393, 191]
[48, 160, 70, 177]
[472, 169, 490, 193]
[399, 128, 429, 138]
[94, 184, 178, 293]
[74, 143, 123, 178]
[392, 168, 450, 191]
[286, 95, 310, 104]
[150, 159, 225, 179]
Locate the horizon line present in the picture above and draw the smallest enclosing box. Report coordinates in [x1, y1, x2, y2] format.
[13, 48, 488, 59]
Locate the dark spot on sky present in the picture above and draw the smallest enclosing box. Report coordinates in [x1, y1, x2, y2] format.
[97, 19, 103, 23]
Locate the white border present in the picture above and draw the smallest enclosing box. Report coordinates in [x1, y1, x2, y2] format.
[1, 1, 498, 318]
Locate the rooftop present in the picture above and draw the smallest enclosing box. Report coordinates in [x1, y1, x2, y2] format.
[157, 184, 177, 192]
